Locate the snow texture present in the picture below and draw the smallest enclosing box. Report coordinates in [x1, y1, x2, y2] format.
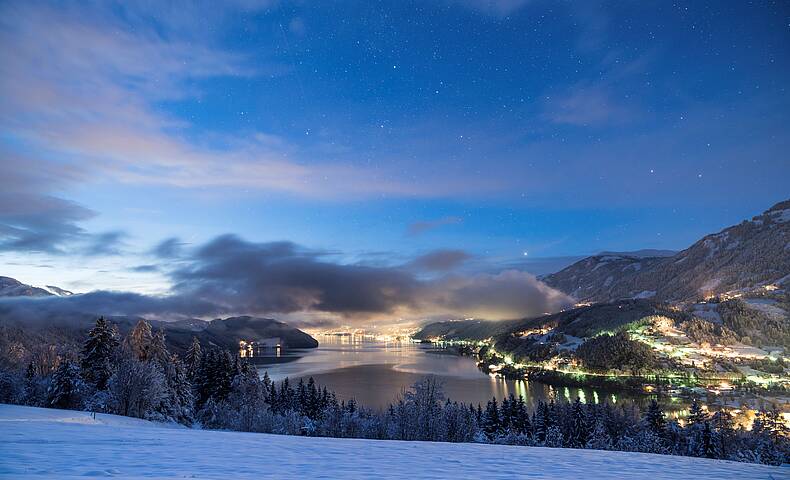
[0, 405, 787, 479]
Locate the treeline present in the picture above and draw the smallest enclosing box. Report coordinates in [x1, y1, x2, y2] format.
[1, 317, 788, 466]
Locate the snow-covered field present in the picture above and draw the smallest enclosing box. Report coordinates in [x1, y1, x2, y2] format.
[0, 405, 786, 479]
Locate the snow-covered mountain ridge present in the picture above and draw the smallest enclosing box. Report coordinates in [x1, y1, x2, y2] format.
[544, 199, 790, 303]
[0, 276, 73, 298]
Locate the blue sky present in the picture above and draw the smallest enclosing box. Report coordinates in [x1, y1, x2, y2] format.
[0, 1, 788, 321]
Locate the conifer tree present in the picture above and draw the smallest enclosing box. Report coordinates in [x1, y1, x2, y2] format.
[184, 337, 202, 383]
[644, 400, 666, 435]
[545, 425, 564, 447]
[586, 419, 612, 450]
[533, 401, 547, 442]
[149, 329, 170, 366]
[80, 317, 119, 390]
[512, 395, 530, 435]
[688, 398, 708, 425]
[47, 359, 84, 409]
[569, 397, 590, 447]
[483, 397, 500, 438]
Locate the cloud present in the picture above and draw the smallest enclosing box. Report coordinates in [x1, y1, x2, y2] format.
[0, 149, 134, 256]
[409, 249, 471, 272]
[0, 290, 216, 324]
[424, 270, 572, 320]
[0, 235, 572, 325]
[407, 216, 463, 236]
[449, 0, 532, 16]
[130, 264, 160, 273]
[82, 231, 127, 256]
[0, 1, 489, 202]
[542, 51, 653, 128]
[151, 237, 187, 259]
[0, 148, 98, 254]
[170, 235, 419, 316]
[544, 84, 633, 127]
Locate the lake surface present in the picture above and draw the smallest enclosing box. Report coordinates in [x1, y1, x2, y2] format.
[255, 335, 659, 412]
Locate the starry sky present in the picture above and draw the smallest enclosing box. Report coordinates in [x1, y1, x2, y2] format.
[0, 1, 788, 325]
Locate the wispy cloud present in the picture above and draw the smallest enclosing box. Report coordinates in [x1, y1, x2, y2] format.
[542, 53, 652, 127]
[407, 216, 463, 236]
[0, 1, 491, 202]
[544, 83, 635, 127]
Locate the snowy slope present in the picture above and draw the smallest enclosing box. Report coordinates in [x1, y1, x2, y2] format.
[0, 405, 786, 479]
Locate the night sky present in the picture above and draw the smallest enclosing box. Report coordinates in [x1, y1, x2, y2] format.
[1, 1, 788, 325]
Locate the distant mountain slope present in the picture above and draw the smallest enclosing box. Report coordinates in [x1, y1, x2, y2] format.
[0, 276, 74, 298]
[413, 318, 521, 341]
[164, 315, 319, 351]
[540, 255, 667, 302]
[42, 285, 74, 296]
[544, 200, 790, 302]
[597, 249, 677, 259]
[414, 299, 687, 342]
[0, 276, 53, 298]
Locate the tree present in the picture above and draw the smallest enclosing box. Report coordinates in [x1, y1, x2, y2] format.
[195, 348, 235, 408]
[545, 425, 564, 447]
[533, 401, 548, 442]
[483, 397, 500, 439]
[184, 337, 202, 383]
[687, 399, 708, 426]
[644, 400, 666, 435]
[129, 319, 154, 361]
[107, 358, 167, 419]
[569, 397, 590, 447]
[696, 421, 717, 458]
[586, 419, 612, 450]
[47, 359, 84, 409]
[511, 395, 531, 435]
[23, 361, 45, 406]
[149, 329, 170, 366]
[404, 377, 444, 441]
[0, 367, 25, 404]
[80, 317, 119, 390]
[162, 354, 194, 424]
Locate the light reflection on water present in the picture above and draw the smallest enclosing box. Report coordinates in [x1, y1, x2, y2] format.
[254, 336, 658, 411]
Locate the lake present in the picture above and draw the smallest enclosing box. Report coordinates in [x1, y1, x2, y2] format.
[255, 335, 663, 412]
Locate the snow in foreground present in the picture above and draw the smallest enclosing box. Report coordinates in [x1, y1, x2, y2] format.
[0, 405, 786, 479]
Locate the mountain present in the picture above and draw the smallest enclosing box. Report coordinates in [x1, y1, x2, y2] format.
[538, 254, 668, 302]
[162, 315, 319, 352]
[41, 285, 74, 296]
[0, 276, 73, 298]
[0, 276, 54, 298]
[596, 249, 677, 259]
[543, 200, 790, 303]
[414, 299, 686, 343]
[414, 318, 522, 342]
